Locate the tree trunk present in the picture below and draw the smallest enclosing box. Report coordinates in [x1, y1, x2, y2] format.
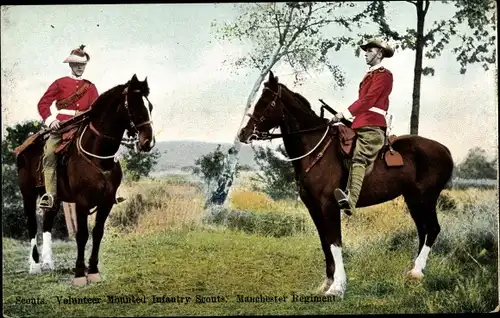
[206, 45, 283, 207]
[410, 0, 426, 135]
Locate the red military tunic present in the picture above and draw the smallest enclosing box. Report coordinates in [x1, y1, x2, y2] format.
[37, 76, 99, 126]
[346, 65, 393, 129]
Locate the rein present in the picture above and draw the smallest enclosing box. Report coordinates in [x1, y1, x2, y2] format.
[77, 86, 153, 161]
[248, 84, 335, 163]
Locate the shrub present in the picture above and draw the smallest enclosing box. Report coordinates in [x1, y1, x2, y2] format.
[202, 207, 310, 238]
[437, 191, 457, 211]
[108, 193, 147, 232]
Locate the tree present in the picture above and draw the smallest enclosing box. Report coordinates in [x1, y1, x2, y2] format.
[120, 144, 161, 182]
[209, 2, 366, 206]
[456, 147, 497, 179]
[192, 145, 243, 207]
[1, 120, 45, 165]
[251, 144, 299, 200]
[356, 0, 496, 135]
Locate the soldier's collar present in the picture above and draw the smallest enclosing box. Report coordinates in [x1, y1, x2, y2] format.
[68, 73, 85, 81]
[368, 63, 384, 72]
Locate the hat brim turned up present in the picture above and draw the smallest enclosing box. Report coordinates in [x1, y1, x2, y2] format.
[360, 40, 394, 58]
[63, 54, 89, 64]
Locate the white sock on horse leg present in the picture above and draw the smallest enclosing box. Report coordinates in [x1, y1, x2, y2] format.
[414, 245, 431, 272]
[331, 245, 346, 279]
[30, 238, 37, 262]
[29, 238, 41, 274]
[325, 244, 347, 296]
[41, 232, 53, 267]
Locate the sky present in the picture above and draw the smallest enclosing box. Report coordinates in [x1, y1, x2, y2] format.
[1, 3, 498, 164]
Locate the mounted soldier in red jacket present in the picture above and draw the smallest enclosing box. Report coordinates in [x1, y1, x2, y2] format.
[331, 39, 395, 215]
[37, 45, 99, 209]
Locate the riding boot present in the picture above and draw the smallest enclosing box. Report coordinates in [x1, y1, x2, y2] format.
[39, 167, 57, 209]
[334, 164, 366, 215]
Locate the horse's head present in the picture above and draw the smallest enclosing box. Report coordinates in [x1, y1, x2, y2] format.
[122, 74, 155, 152]
[238, 71, 286, 143]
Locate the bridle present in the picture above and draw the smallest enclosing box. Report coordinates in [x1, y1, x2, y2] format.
[121, 86, 153, 137]
[77, 85, 154, 160]
[245, 84, 332, 162]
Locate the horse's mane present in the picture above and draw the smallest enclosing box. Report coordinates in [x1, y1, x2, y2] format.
[279, 84, 321, 118]
[88, 83, 127, 115]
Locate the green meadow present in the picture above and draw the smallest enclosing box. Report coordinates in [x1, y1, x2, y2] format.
[2, 176, 498, 316]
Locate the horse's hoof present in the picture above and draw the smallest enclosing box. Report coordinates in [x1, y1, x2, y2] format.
[29, 262, 41, 274]
[87, 273, 102, 284]
[41, 261, 54, 270]
[325, 282, 345, 299]
[72, 276, 88, 286]
[316, 278, 334, 293]
[407, 269, 424, 280]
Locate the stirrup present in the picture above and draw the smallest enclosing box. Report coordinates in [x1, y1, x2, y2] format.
[38, 193, 55, 209]
[334, 189, 352, 216]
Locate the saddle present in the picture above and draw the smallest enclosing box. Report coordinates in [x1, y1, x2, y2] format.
[14, 123, 81, 158]
[337, 124, 403, 168]
[14, 123, 82, 188]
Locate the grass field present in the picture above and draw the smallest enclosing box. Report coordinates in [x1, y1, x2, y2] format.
[2, 175, 499, 316]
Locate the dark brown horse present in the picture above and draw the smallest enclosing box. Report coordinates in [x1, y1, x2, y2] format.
[238, 71, 454, 297]
[16, 74, 155, 285]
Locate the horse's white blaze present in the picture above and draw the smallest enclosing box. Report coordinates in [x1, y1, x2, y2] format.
[326, 245, 347, 296]
[413, 245, 431, 272]
[29, 238, 41, 274]
[142, 96, 155, 149]
[41, 232, 54, 269]
[142, 96, 152, 121]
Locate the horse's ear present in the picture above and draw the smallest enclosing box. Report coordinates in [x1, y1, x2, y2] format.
[131, 74, 139, 83]
[143, 76, 148, 86]
[269, 71, 274, 82]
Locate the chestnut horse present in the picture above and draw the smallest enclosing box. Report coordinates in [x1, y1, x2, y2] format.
[16, 74, 155, 285]
[238, 71, 454, 297]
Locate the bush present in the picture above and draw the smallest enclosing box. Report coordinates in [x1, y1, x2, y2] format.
[433, 199, 498, 267]
[437, 192, 457, 211]
[108, 193, 147, 232]
[251, 145, 299, 201]
[202, 207, 310, 237]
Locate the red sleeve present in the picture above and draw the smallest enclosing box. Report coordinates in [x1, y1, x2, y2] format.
[37, 80, 60, 122]
[89, 84, 99, 105]
[348, 72, 393, 116]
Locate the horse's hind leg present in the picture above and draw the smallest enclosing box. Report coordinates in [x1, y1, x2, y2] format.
[23, 191, 41, 274]
[404, 193, 440, 279]
[40, 201, 60, 270]
[72, 204, 90, 286]
[87, 202, 113, 284]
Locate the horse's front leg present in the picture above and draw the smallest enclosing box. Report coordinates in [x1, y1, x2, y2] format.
[300, 193, 334, 292]
[322, 202, 347, 298]
[72, 204, 90, 286]
[40, 200, 61, 271]
[87, 202, 114, 284]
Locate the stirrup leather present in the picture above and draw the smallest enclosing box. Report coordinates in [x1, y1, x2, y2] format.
[38, 193, 55, 209]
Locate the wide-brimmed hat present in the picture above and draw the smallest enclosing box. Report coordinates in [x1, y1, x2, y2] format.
[63, 45, 90, 63]
[360, 39, 394, 58]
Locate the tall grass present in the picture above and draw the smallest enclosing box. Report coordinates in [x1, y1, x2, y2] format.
[106, 176, 205, 237]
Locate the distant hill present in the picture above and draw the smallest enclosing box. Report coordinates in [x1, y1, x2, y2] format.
[151, 140, 258, 173]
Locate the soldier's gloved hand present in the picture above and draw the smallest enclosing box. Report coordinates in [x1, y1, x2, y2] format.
[330, 114, 343, 123]
[49, 120, 61, 130]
